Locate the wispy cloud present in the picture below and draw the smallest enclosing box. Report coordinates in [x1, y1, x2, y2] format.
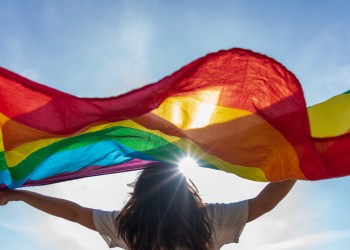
[0, 221, 32, 233]
[34, 218, 103, 250]
[252, 229, 350, 250]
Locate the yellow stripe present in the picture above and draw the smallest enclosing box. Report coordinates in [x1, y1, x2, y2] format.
[0, 113, 10, 152]
[308, 94, 350, 138]
[151, 90, 251, 129]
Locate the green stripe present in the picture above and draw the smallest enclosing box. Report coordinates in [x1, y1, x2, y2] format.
[0, 151, 8, 171]
[343, 90, 350, 94]
[8, 126, 216, 181]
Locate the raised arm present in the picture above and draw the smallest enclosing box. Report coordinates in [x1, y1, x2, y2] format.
[247, 180, 296, 222]
[0, 190, 96, 230]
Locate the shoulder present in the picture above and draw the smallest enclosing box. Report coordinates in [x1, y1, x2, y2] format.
[93, 209, 126, 248]
[93, 209, 119, 233]
[205, 201, 249, 245]
[93, 209, 119, 226]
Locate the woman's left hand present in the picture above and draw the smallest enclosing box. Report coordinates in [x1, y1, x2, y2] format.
[0, 190, 12, 206]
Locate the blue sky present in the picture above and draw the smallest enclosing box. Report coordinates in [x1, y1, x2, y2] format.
[1, 0, 350, 249]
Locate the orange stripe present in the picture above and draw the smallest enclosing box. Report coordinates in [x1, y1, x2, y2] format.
[1, 115, 59, 151]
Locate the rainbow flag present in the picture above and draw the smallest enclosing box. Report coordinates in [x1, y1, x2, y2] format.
[0, 48, 349, 189]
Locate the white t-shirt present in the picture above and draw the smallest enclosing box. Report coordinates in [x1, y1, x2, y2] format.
[93, 200, 248, 249]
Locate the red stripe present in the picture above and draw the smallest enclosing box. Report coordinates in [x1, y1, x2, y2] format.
[0, 49, 305, 134]
[311, 134, 350, 179]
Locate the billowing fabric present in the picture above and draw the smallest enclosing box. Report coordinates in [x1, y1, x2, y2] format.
[0, 48, 349, 189]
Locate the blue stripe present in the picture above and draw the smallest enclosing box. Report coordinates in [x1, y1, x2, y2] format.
[0, 170, 12, 187]
[5, 140, 154, 189]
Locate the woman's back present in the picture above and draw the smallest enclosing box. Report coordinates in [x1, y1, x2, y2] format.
[114, 162, 213, 250]
[93, 198, 248, 249]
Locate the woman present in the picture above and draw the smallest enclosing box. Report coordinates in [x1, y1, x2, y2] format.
[0, 162, 296, 249]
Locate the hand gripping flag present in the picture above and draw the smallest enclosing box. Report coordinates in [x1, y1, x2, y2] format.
[0, 48, 349, 189]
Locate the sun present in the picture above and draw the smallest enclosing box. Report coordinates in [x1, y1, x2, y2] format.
[178, 156, 199, 177]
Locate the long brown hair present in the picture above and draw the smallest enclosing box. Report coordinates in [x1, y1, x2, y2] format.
[115, 162, 213, 250]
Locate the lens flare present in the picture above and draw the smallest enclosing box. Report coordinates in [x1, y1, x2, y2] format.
[178, 156, 199, 177]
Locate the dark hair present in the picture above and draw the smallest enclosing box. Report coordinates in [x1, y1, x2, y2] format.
[115, 162, 213, 250]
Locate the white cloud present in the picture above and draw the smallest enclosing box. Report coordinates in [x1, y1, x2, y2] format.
[35, 217, 104, 250]
[250, 229, 350, 250]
